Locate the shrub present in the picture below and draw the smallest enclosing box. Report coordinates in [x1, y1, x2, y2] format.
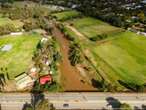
[57, 23, 65, 32]
[23, 19, 39, 31]
[69, 42, 82, 66]
[0, 23, 16, 35]
[120, 103, 132, 110]
[64, 32, 74, 41]
[90, 34, 108, 41]
[89, 35, 100, 41]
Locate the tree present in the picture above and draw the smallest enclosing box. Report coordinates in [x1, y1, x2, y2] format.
[69, 42, 82, 66]
[0, 0, 14, 4]
[36, 99, 56, 110]
[137, 12, 145, 22]
[120, 103, 132, 110]
[23, 19, 39, 31]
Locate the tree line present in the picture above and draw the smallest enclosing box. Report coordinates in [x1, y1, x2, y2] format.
[23, 0, 145, 28]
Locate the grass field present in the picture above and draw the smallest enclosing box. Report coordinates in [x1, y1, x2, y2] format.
[91, 32, 146, 85]
[0, 33, 41, 79]
[69, 17, 123, 38]
[52, 10, 81, 21]
[63, 15, 146, 90]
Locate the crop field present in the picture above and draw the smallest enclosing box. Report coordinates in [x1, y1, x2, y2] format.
[52, 10, 81, 21]
[0, 33, 41, 79]
[68, 17, 123, 39]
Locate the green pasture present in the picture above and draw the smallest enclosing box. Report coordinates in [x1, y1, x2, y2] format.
[0, 33, 41, 79]
[92, 32, 146, 85]
[52, 10, 81, 21]
[69, 17, 123, 38]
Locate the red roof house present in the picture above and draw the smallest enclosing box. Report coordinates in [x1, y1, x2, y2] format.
[39, 75, 52, 85]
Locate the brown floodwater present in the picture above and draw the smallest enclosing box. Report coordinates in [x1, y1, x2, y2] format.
[52, 26, 96, 91]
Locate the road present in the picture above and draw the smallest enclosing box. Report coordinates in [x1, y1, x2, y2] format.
[0, 93, 146, 110]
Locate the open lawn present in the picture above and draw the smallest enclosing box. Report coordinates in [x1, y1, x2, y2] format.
[52, 10, 81, 21]
[92, 32, 146, 85]
[69, 17, 123, 38]
[0, 33, 41, 79]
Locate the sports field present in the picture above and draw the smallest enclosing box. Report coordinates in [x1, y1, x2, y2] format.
[0, 33, 41, 79]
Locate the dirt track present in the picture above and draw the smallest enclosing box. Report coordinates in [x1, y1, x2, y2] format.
[52, 25, 95, 91]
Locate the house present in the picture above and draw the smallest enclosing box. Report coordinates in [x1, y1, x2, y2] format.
[39, 74, 52, 85]
[15, 73, 35, 90]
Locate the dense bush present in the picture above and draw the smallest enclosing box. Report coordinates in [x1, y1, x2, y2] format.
[23, 19, 39, 31]
[118, 80, 145, 92]
[120, 103, 132, 110]
[57, 24, 75, 41]
[56, 23, 65, 32]
[89, 34, 108, 41]
[0, 23, 16, 35]
[69, 42, 82, 66]
[64, 31, 75, 41]
[1, 3, 50, 21]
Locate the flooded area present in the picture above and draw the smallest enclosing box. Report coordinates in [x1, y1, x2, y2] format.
[52, 26, 96, 91]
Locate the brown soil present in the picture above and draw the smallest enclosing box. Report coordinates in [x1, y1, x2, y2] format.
[52, 25, 96, 91]
[3, 80, 17, 92]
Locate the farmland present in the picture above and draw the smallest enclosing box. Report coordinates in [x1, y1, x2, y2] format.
[56, 10, 146, 91]
[67, 17, 123, 39]
[92, 32, 146, 85]
[52, 10, 81, 21]
[0, 33, 41, 79]
[0, 1, 146, 92]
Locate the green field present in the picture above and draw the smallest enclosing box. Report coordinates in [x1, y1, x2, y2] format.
[90, 32, 146, 85]
[63, 15, 146, 90]
[0, 33, 41, 79]
[52, 10, 81, 21]
[69, 17, 123, 38]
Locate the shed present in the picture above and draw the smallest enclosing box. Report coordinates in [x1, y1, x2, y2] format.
[39, 74, 52, 85]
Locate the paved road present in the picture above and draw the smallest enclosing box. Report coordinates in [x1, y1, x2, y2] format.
[0, 93, 146, 110]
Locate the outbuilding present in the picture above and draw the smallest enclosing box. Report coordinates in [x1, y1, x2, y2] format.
[39, 74, 52, 85]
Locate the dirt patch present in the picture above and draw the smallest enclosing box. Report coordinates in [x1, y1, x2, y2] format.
[3, 80, 17, 92]
[52, 25, 96, 91]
